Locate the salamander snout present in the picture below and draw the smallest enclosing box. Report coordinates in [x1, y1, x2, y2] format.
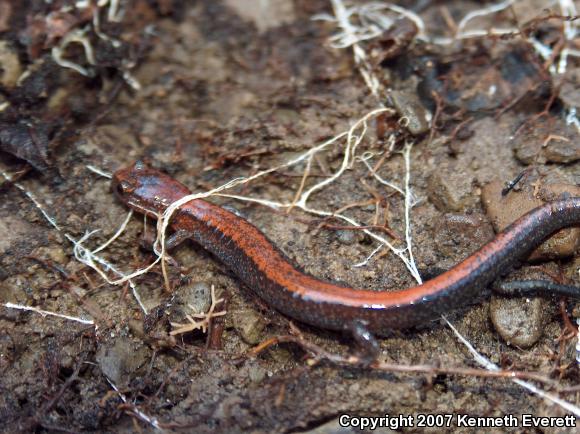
[111, 162, 141, 202]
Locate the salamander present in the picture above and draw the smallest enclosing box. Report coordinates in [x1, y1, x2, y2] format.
[112, 161, 580, 337]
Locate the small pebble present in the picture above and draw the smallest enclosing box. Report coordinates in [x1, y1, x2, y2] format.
[247, 364, 267, 383]
[231, 308, 266, 345]
[514, 117, 580, 164]
[175, 279, 212, 315]
[482, 181, 580, 260]
[489, 296, 547, 348]
[389, 89, 430, 135]
[96, 338, 149, 386]
[427, 163, 475, 212]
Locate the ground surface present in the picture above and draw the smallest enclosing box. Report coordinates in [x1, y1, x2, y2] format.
[1, 1, 580, 433]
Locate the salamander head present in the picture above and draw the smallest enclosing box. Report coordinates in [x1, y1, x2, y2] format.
[112, 161, 190, 216]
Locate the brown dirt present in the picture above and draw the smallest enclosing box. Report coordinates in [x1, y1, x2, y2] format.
[1, 1, 579, 433]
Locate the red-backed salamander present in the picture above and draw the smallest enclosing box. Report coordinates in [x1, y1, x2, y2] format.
[112, 161, 580, 340]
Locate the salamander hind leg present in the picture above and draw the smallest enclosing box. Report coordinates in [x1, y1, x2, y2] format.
[347, 319, 381, 366]
[493, 279, 580, 298]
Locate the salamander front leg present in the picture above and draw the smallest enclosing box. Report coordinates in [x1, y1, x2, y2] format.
[165, 229, 194, 250]
[348, 319, 380, 366]
[140, 229, 194, 265]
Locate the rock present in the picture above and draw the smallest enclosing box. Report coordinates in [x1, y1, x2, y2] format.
[514, 117, 580, 164]
[489, 296, 547, 348]
[427, 162, 475, 212]
[166, 279, 214, 331]
[490, 265, 557, 347]
[247, 363, 267, 383]
[389, 89, 430, 135]
[96, 338, 149, 386]
[176, 280, 212, 314]
[543, 137, 580, 163]
[481, 181, 580, 260]
[232, 308, 266, 345]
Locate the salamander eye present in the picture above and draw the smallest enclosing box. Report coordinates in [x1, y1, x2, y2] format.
[116, 180, 135, 195]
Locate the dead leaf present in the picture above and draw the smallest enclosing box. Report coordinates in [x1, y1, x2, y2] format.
[0, 120, 51, 171]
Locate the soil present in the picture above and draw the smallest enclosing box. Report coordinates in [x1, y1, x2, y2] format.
[1, 1, 579, 433]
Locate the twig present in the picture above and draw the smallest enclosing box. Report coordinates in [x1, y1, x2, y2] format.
[250, 334, 557, 386]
